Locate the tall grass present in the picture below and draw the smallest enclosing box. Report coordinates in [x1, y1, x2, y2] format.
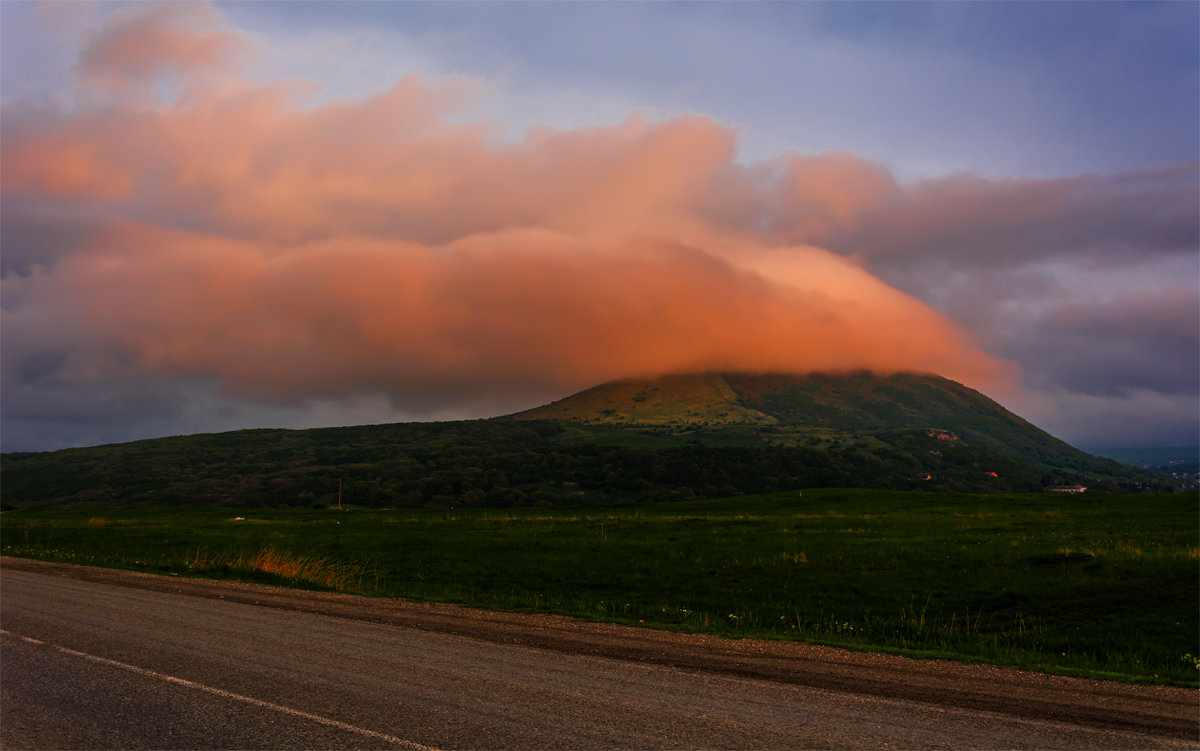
[185, 547, 383, 592]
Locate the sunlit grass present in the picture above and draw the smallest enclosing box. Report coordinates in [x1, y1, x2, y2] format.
[186, 547, 383, 592]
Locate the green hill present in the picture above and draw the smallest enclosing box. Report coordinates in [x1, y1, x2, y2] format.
[517, 370, 1133, 479]
[0, 371, 1168, 510]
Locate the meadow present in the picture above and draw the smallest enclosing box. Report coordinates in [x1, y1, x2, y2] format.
[2, 489, 1196, 685]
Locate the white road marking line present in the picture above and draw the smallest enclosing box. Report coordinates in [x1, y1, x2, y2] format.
[0, 628, 439, 751]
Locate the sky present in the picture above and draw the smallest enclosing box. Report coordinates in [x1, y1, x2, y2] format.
[1, 0, 1197, 453]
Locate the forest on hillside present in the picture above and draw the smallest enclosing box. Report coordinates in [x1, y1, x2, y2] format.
[1, 420, 1165, 510]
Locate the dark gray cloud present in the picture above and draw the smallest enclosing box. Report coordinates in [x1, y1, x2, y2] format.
[0, 196, 108, 279]
[0, 369, 191, 452]
[708, 159, 1199, 271]
[847, 164, 1199, 269]
[1048, 393, 1199, 451]
[999, 290, 1200, 398]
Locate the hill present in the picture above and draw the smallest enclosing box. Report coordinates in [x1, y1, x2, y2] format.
[0, 372, 1168, 510]
[516, 370, 1133, 480]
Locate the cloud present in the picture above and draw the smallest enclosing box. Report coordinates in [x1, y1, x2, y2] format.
[846, 165, 1200, 269]
[1, 217, 1008, 416]
[73, 3, 252, 93]
[995, 288, 1200, 398]
[4, 2, 1194, 451]
[697, 156, 1199, 273]
[1006, 386, 1199, 450]
[0, 3, 1015, 436]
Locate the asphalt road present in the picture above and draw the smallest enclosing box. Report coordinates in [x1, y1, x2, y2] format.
[1, 557, 1196, 750]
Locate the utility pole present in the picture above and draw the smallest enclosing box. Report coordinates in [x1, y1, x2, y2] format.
[338, 478, 343, 510]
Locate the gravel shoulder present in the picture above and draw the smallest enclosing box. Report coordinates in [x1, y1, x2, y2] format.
[3, 555, 1196, 742]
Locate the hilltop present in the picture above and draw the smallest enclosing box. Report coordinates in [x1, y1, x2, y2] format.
[515, 372, 778, 426]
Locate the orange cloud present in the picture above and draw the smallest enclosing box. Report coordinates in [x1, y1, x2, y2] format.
[1, 3, 1014, 415]
[8, 217, 1011, 410]
[776, 152, 898, 237]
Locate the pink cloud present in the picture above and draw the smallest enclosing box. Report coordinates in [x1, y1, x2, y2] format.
[74, 4, 251, 92]
[1, 4, 1015, 417]
[9, 220, 1008, 410]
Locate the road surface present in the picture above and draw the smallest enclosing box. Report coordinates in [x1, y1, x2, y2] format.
[1, 557, 1196, 749]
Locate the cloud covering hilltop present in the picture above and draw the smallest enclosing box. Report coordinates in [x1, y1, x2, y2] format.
[1, 3, 1196, 451]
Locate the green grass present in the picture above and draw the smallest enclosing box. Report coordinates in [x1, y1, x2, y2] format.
[3, 489, 1196, 685]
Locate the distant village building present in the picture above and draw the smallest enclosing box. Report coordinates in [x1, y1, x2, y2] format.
[916, 473, 933, 481]
[1046, 485, 1088, 493]
[926, 430, 959, 441]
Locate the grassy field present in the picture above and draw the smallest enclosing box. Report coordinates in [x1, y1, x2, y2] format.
[2, 489, 1196, 685]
